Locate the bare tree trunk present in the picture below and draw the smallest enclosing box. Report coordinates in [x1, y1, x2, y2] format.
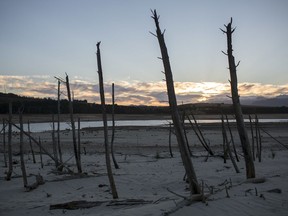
[111, 83, 119, 169]
[249, 115, 255, 161]
[221, 116, 227, 164]
[3, 119, 7, 167]
[181, 112, 192, 156]
[6, 102, 13, 181]
[255, 114, 262, 162]
[221, 18, 255, 179]
[11, 121, 59, 164]
[65, 74, 82, 173]
[221, 115, 240, 173]
[151, 10, 200, 194]
[186, 115, 213, 156]
[19, 112, 28, 187]
[168, 122, 173, 158]
[57, 80, 63, 164]
[254, 115, 259, 160]
[190, 112, 213, 156]
[96, 42, 118, 199]
[225, 115, 239, 162]
[28, 120, 36, 163]
[52, 115, 59, 168]
[39, 137, 43, 169]
[77, 117, 81, 165]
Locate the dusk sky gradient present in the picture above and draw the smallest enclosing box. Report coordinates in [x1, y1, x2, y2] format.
[1, 0, 288, 105]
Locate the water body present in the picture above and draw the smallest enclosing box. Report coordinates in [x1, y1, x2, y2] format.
[2, 119, 288, 133]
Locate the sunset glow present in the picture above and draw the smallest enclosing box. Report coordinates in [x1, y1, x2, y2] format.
[1, 75, 287, 106]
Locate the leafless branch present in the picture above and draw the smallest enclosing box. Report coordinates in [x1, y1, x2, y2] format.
[236, 61, 240, 67]
[220, 28, 226, 34]
[149, 31, 157, 37]
[221, 51, 228, 56]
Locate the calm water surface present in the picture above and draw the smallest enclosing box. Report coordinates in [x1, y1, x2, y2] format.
[2, 118, 287, 133]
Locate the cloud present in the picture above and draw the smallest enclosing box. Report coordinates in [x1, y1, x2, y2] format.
[1, 75, 288, 106]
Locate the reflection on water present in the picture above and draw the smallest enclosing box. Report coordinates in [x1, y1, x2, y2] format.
[1, 118, 287, 133]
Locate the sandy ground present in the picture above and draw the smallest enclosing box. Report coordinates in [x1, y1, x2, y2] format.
[0, 115, 288, 215]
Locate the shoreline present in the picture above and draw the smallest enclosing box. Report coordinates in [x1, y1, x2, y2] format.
[0, 113, 287, 124]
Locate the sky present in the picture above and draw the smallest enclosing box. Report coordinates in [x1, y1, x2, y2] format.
[0, 0, 288, 106]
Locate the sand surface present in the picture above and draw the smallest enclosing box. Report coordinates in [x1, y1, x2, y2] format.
[0, 114, 288, 215]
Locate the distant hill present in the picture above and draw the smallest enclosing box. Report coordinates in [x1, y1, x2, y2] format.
[205, 94, 288, 107]
[0, 92, 287, 115]
[250, 95, 288, 107]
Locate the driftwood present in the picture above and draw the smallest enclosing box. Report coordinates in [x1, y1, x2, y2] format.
[25, 174, 45, 192]
[244, 177, 266, 184]
[50, 200, 105, 210]
[260, 127, 288, 150]
[163, 193, 210, 216]
[50, 199, 153, 210]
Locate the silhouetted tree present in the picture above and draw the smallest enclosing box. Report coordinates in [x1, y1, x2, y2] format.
[111, 83, 119, 169]
[66, 74, 82, 173]
[151, 10, 200, 194]
[96, 42, 118, 199]
[221, 18, 255, 179]
[5, 102, 13, 181]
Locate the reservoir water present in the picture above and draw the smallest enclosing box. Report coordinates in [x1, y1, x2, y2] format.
[2, 118, 288, 133]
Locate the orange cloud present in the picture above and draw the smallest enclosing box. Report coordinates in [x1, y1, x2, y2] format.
[1, 75, 288, 106]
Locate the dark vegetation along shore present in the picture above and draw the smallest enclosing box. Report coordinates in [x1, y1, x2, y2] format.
[1, 92, 287, 116]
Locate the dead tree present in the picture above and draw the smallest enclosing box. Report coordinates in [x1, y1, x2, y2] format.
[221, 116, 227, 164]
[96, 42, 118, 199]
[221, 18, 255, 178]
[186, 115, 213, 156]
[56, 79, 63, 164]
[77, 117, 81, 165]
[52, 115, 59, 168]
[28, 120, 36, 163]
[188, 112, 214, 156]
[181, 111, 192, 156]
[111, 83, 119, 169]
[39, 137, 43, 169]
[255, 114, 262, 162]
[6, 102, 13, 180]
[65, 74, 82, 173]
[2, 119, 7, 167]
[19, 112, 28, 187]
[248, 115, 255, 160]
[11, 121, 60, 165]
[151, 10, 200, 194]
[168, 122, 173, 157]
[221, 114, 240, 173]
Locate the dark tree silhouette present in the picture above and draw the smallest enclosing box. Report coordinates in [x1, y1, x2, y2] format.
[96, 42, 118, 199]
[221, 18, 255, 179]
[66, 74, 82, 173]
[151, 10, 200, 194]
